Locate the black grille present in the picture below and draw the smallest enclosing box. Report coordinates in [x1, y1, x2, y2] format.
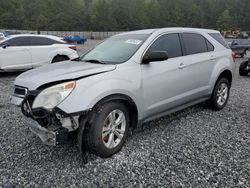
[14, 86, 27, 96]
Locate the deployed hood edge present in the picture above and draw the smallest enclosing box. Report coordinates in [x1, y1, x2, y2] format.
[35, 70, 114, 91]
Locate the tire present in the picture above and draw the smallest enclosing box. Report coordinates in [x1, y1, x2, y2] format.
[82, 101, 130, 158]
[239, 61, 250, 76]
[209, 78, 230, 111]
[52, 56, 69, 63]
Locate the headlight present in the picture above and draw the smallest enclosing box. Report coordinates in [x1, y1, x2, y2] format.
[32, 81, 76, 110]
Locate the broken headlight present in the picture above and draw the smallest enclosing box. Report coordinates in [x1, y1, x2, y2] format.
[32, 81, 75, 110]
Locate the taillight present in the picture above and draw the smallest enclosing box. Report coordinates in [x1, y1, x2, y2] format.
[231, 51, 236, 62]
[69, 46, 77, 51]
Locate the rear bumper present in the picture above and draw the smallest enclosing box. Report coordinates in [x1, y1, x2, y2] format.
[68, 51, 79, 60]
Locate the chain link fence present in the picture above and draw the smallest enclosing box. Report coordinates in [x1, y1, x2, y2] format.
[0, 29, 124, 39]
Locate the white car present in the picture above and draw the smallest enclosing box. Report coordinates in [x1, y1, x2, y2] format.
[0, 34, 79, 71]
[0, 33, 5, 41]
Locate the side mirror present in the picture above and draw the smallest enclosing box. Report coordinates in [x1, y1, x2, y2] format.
[142, 51, 168, 64]
[2, 42, 10, 49]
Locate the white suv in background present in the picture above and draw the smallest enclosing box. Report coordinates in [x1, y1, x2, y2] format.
[0, 33, 5, 41]
[0, 34, 79, 71]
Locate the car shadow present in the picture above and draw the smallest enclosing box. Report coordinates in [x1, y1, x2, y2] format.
[22, 103, 206, 167]
[0, 71, 23, 78]
[78, 103, 208, 165]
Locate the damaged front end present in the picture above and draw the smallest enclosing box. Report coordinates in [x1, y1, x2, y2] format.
[21, 92, 83, 145]
[18, 83, 85, 146]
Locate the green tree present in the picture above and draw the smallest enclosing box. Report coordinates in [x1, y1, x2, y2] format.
[89, 0, 118, 31]
[0, 0, 250, 31]
[216, 9, 232, 30]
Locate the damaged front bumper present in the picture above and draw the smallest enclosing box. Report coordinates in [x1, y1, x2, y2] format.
[29, 122, 57, 145]
[28, 121, 75, 146]
[10, 94, 24, 106]
[12, 91, 87, 146]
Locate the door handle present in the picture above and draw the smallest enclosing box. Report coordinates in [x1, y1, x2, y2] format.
[210, 55, 216, 61]
[178, 63, 186, 69]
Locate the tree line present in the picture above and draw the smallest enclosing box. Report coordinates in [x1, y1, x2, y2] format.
[0, 0, 249, 31]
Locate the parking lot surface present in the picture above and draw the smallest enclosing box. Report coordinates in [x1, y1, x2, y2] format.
[0, 41, 250, 187]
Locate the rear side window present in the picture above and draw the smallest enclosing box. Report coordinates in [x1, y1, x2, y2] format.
[147, 33, 182, 58]
[209, 33, 230, 49]
[6, 37, 30, 46]
[30, 37, 61, 46]
[182, 33, 208, 55]
[206, 40, 214, 52]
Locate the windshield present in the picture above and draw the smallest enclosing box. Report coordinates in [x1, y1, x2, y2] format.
[80, 34, 150, 64]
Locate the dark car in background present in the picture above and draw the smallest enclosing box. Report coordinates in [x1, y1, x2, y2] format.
[226, 38, 250, 57]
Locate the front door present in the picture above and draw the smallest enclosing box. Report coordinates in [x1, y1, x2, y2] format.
[0, 37, 31, 70]
[142, 33, 190, 118]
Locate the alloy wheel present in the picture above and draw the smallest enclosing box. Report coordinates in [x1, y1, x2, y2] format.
[216, 83, 228, 106]
[102, 109, 126, 149]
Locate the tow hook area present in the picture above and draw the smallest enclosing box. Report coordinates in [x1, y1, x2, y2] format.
[28, 122, 75, 146]
[21, 93, 79, 145]
[29, 123, 56, 145]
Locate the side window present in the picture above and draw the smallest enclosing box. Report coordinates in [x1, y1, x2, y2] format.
[206, 40, 214, 52]
[30, 37, 56, 46]
[209, 33, 230, 49]
[6, 37, 30, 46]
[147, 33, 182, 58]
[182, 33, 208, 55]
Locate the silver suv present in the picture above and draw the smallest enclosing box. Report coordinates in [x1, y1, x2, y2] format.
[11, 28, 234, 157]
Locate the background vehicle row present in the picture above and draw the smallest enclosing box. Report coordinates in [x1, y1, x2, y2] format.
[0, 34, 78, 71]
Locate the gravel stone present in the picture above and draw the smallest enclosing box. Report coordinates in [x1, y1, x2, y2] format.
[0, 42, 250, 187]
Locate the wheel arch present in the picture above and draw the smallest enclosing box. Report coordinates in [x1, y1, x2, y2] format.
[92, 94, 139, 129]
[51, 55, 69, 63]
[217, 69, 233, 86]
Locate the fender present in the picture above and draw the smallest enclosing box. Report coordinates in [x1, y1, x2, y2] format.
[57, 63, 144, 120]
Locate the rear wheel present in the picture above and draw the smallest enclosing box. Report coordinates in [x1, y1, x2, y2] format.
[239, 61, 250, 76]
[209, 78, 230, 111]
[52, 56, 69, 63]
[82, 101, 130, 158]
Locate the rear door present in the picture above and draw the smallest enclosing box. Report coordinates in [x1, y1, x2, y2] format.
[0, 37, 31, 70]
[29, 36, 55, 68]
[180, 33, 215, 97]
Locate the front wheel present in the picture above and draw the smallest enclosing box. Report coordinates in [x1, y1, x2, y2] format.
[82, 101, 130, 158]
[209, 78, 230, 111]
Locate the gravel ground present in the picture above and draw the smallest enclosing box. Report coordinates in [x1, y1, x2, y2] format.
[0, 42, 250, 187]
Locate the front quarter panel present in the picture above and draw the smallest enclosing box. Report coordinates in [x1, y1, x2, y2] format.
[57, 61, 144, 119]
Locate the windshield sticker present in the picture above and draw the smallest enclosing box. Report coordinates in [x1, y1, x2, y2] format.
[125, 39, 142, 45]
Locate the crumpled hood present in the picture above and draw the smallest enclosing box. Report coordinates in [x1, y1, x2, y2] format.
[15, 61, 116, 90]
